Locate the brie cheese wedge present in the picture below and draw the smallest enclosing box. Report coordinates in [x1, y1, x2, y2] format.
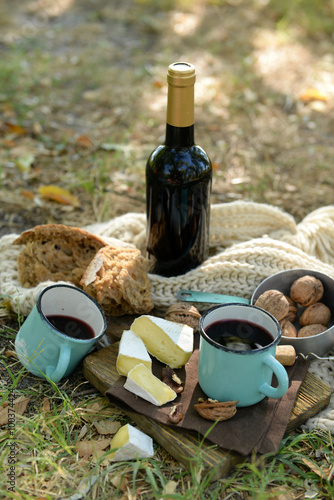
[130, 315, 193, 369]
[109, 423, 154, 461]
[124, 363, 177, 406]
[116, 329, 152, 376]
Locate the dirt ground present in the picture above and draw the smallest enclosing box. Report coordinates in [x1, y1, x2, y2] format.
[0, 0, 333, 240]
[0, 3, 334, 497]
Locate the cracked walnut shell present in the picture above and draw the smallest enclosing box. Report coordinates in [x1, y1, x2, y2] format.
[194, 399, 238, 421]
[168, 404, 184, 424]
[162, 366, 183, 394]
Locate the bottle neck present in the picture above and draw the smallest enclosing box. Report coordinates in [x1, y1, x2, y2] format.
[165, 64, 195, 148]
[165, 123, 194, 147]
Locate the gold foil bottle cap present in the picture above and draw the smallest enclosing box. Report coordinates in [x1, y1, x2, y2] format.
[166, 62, 195, 127]
[167, 62, 196, 87]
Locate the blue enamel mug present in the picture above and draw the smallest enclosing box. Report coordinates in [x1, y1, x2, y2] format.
[15, 284, 106, 383]
[198, 303, 289, 407]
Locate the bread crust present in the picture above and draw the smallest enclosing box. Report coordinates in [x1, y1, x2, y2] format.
[80, 245, 154, 316]
[13, 224, 107, 287]
[14, 224, 154, 316]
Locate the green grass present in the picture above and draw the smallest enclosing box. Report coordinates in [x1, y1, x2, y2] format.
[0, 51, 31, 119]
[1, 1, 334, 495]
[1, 313, 333, 499]
[268, 0, 334, 36]
[230, 431, 334, 499]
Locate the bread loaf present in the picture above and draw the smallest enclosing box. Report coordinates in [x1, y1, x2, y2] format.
[80, 245, 154, 315]
[13, 224, 107, 287]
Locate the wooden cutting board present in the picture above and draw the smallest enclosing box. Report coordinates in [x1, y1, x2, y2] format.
[84, 337, 331, 480]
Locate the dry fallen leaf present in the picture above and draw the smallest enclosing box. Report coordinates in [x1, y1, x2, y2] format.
[0, 396, 30, 425]
[162, 480, 178, 496]
[5, 350, 17, 359]
[0, 298, 13, 312]
[21, 189, 35, 200]
[4, 122, 27, 136]
[39, 185, 81, 207]
[76, 134, 93, 148]
[2, 138, 16, 148]
[77, 399, 116, 422]
[301, 457, 329, 479]
[267, 488, 295, 500]
[299, 88, 328, 103]
[153, 78, 164, 88]
[77, 424, 88, 441]
[41, 398, 51, 413]
[0, 406, 8, 426]
[75, 438, 110, 457]
[93, 419, 121, 435]
[90, 447, 110, 466]
[13, 396, 31, 416]
[110, 473, 129, 492]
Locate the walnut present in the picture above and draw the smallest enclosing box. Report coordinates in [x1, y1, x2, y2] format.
[162, 366, 183, 394]
[298, 324, 328, 337]
[193, 399, 238, 421]
[290, 275, 324, 307]
[168, 403, 184, 424]
[299, 302, 331, 327]
[280, 318, 297, 338]
[254, 290, 289, 321]
[165, 302, 201, 330]
[284, 296, 298, 322]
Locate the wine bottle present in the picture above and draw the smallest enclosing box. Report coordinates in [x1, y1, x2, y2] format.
[146, 62, 212, 277]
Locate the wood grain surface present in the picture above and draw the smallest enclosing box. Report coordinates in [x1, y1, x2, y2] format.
[83, 341, 331, 480]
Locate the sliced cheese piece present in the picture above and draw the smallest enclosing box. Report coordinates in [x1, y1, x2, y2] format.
[116, 329, 152, 376]
[124, 363, 177, 406]
[109, 423, 154, 461]
[130, 315, 193, 369]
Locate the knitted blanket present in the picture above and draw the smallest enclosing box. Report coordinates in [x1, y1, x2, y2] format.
[1, 201, 333, 433]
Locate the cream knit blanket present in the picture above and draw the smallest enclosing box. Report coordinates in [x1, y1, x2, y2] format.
[1, 201, 333, 432]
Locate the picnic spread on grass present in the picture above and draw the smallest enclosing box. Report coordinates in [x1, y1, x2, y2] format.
[1, 200, 334, 478]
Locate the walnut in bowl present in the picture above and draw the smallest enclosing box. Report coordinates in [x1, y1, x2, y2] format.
[251, 269, 334, 356]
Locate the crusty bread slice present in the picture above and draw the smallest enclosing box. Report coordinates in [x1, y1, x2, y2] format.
[80, 245, 154, 316]
[13, 224, 107, 287]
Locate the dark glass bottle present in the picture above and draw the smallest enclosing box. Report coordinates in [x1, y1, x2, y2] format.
[146, 62, 212, 277]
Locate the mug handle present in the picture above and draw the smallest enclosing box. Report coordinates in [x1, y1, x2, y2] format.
[259, 355, 289, 399]
[45, 344, 71, 383]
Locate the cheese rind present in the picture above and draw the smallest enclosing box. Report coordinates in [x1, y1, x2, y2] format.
[130, 315, 193, 369]
[124, 363, 177, 406]
[116, 330, 152, 376]
[110, 423, 154, 461]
